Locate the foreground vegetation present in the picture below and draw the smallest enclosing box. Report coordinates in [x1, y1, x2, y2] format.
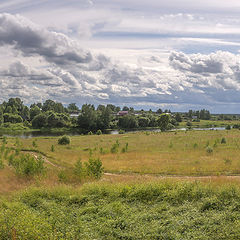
[2, 182, 240, 239]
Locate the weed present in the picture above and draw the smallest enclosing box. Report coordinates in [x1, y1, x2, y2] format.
[224, 158, 232, 165]
[32, 140, 37, 148]
[0, 157, 4, 169]
[193, 143, 198, 148]
[111, 141, 119, 154]
[206, 146, 213, 154]
[58, 170, 67, 182]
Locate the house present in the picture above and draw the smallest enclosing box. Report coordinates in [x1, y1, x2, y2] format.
[117, 111, 129, 116]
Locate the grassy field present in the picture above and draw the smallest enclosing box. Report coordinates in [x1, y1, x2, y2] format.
[3, 129, 240, 175]
[178, 119, 240, 128]
[2, 130, 240, 239]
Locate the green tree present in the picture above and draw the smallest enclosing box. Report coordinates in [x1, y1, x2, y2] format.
[122, 106, 129, 111]
[4, 106, 12, 114]
[158, 113, 171, 131]
[42, 100, 65, 113]
[0, 109, 3, 126]
[78, 104, 97, 131]
[67, 103, 79, 113]
[32, 113, 48, 128]
[3, 113, 23, 123]
[175, 113, 182, 122]
[138, 117, 150, 128]
[118, 115, 138, 129]
[20, 106, 30, 121]
[96, 105, 111, 130]
[30, 105, 41, 121]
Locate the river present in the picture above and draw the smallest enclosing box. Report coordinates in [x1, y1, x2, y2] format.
[0, 127, 227, 139]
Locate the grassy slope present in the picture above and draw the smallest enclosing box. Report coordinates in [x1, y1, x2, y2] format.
[2, 182, 240, 239]
[2, 131, 240, 239]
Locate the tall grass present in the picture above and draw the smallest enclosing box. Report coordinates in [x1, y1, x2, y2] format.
[1, 182, 240, 239]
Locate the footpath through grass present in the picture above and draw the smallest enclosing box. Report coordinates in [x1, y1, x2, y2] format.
[1, 181, 240, 239]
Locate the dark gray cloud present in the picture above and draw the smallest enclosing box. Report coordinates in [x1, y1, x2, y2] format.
[0, 13, 92, 65]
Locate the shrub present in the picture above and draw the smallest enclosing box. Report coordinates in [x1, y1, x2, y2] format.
[2, 136, 7, 144]
[51, 145, 55, 152]
[100, 147, 107, 154]
[8, 154, 44, 176]
[0, 157, 4, 169]
[111, 141, 119, 154]
[0, 144, 5, 155]
[206, 146, 213, 154]
[4, 148, 10, 159]
[85, 157, 104, 179]
[121, 147, 126, 153]
[125, 142, 128, 151]
[193, 143, 198, 148]
[221, 137, 226, 144]
[32, 140, 37, 148]
[58, 170, 67, 182]
[96, 129, 102, 135]
[15, 138, 20, 147]
[119, 129, 125, 134]
[88, 131, 93, 135]
[224, 158, 232, 165]
[225, 125, 231, 130]
[58, 135, 70, 145]
[74, 159, 84, 178]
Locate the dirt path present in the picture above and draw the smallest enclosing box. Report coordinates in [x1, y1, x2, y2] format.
[21, 150, 60, 168]
[19, 149, 240, 180]
[103, 172, 240, 180]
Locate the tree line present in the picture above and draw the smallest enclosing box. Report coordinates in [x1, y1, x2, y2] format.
[0, 98, 212, 133]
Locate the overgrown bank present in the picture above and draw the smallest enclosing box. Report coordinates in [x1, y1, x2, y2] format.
[1, 182, 240, 239]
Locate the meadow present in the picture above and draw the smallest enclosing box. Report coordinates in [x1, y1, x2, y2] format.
[1, 129, 240, 239]
[3, 129, 240, 176]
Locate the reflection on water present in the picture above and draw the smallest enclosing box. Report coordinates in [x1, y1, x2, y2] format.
[0, 131, 82, 139]
[0, 127, 226, 139]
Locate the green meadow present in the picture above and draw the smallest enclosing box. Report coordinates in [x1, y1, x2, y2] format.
[1, 129, 240, 239]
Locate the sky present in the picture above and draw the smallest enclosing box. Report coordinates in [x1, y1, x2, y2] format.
[1, 1, 240, 113]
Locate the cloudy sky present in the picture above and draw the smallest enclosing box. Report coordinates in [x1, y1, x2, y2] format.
[1, 0, 240, 113]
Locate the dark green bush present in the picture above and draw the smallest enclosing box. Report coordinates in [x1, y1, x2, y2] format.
[58, 135, 70, 145]
[51, 145, 55, 152]
[96, 129, 102, 135]
[221, 137, 226, 144]
[225, 125, 231, 130]
[119, 129, 125, 134]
